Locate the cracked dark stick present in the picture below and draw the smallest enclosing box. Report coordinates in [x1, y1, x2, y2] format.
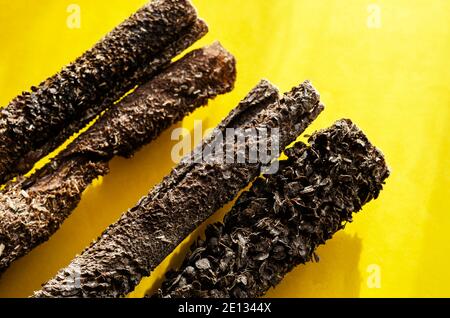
[32, 79, 324, 298]
[0, 0, 207, 184]
[154, 119, 390, 298]
[0, 42, 236, 274]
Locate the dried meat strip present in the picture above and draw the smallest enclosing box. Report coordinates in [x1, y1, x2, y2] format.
[33, 79, 324, 298]
[0, 0, 207, 184]
[155, 119, 390, 298]
[0, 42, 236, 274]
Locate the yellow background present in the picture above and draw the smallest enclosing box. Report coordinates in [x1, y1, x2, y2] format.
[0, 0, 449, 298]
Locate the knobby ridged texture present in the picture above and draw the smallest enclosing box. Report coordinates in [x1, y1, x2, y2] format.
[155, 119, 390, 298]
[33, 79, 324, 298]
[0, 43, 236, 274]
[0, 0, 207, 184]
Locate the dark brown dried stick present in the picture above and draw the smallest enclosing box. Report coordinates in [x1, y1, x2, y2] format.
[0, 0, 207, 184]
[0, 42, 236, 274]
[33, 80, 324, 298]
[154, 119, 390, 298]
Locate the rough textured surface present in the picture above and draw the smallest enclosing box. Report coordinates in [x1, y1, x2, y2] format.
[0, 43, 236, 274]
[0, 0, 207, 184]
[33, 80, 324, 298]
[154, 119, 390, 298]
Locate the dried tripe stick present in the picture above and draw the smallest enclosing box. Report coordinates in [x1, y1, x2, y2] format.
[0, 0, 207, 184]
[33, 79, 324, 298]
[154, 119, 390, 298]
[0, 42, 236, 274]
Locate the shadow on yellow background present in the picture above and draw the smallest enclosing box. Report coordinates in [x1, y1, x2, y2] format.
[266, 234, 363, 298]
[0, 0, 449, 297]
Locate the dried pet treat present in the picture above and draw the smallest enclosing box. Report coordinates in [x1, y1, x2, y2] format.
[33, 80, 324, 298]
[0, 0, 207, 184]
[155, 119, 390, 298]
[0, 42, 236, 274]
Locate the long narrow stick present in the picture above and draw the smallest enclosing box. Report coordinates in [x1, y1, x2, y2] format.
[0, 42, 236, 274]
[33, 80, 324, 298]
[0, 0, 207, 184]
[155, 119, 390, 298]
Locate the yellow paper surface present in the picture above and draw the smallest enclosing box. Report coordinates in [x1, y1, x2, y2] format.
[0, 0, 448, 297]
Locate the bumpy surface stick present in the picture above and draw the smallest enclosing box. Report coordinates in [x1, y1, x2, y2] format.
[0, 0, 207, 184]
[155, 119, 390, 298]
[33, 80, 324, 298]
[0, 43, 236, 274]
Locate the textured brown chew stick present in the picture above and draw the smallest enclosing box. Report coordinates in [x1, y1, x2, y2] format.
[155, 119, 390, 298]
[0, 0, 207, 184]
[0, 42, 236, 274]
[33, 79, 324, 298]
